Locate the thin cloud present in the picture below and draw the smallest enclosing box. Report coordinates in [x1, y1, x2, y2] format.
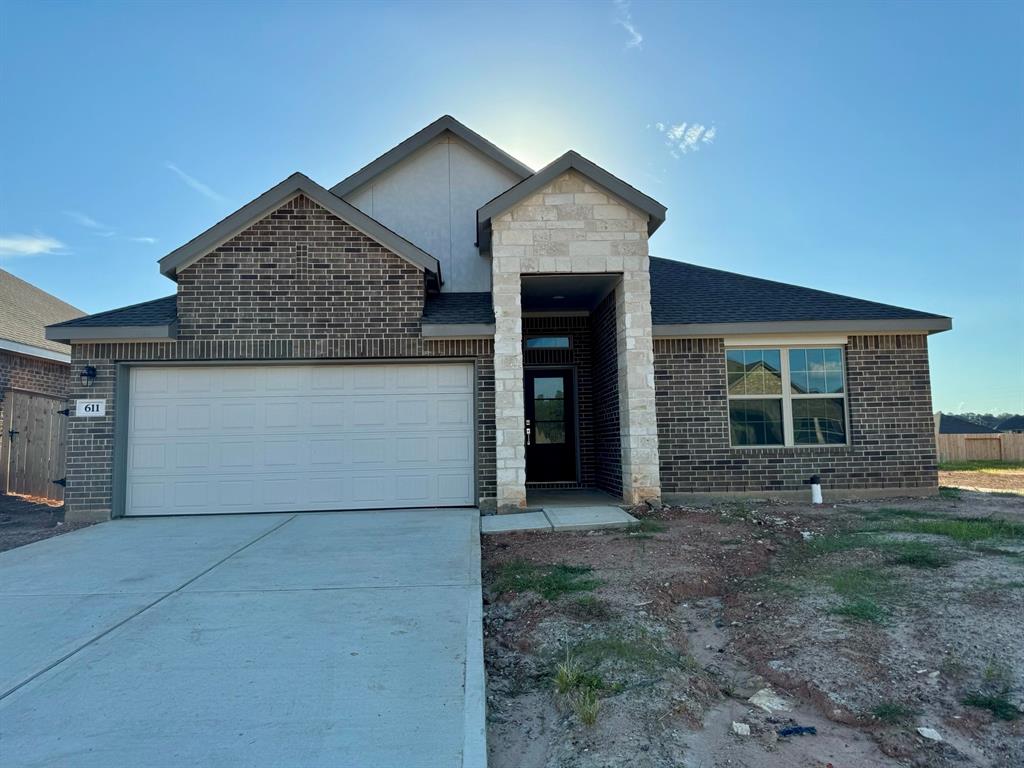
[64, 210, 156, 244]
[613, 0, 643, 50]
[165, 161, 227, 203]
[652, 121, 717, 157]
[64, 210, 105, 230]
[0, 234, 67, 259]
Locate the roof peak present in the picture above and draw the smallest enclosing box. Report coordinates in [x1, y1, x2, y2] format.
[330, 115, 534, 198]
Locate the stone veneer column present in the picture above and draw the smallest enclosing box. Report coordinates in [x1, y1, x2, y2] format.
[490, 169, 661, 511]
[491, 266, 527, 511]
[615, 269, 661, 503]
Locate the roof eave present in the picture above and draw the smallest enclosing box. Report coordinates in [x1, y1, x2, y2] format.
[330, 115, 533, 198]
[45, 320, 179, 344]
[653, 316, 953, 337]
[0, 338, 71, 364]
[158, 173, 440, 281]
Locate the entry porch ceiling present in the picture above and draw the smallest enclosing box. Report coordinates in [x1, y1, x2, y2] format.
[520, 274, 621, 313]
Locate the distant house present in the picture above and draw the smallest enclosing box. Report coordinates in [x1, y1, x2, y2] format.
[935, 413, 998, 435]
[996, 415, 1024, 434]
[0, 269, 84, 500]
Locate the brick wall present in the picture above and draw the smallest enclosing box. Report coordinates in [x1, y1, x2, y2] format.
[523, 315, 594, 489]
[591, 293, 622, 497]
[63, 194, 496, 521]
[654, 334, 938, 494]
[177, 194, 423, 342]
[1, 350, 70, 402]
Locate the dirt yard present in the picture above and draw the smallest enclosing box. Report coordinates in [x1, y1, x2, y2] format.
[940, 461, 1024, 495]
[0, 493, 93, 552]
[482, 490, 1024, 767]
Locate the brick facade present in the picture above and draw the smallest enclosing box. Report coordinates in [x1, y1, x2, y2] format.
[591, 293, 622, 497]
[177, 194, 423, 342]
[1, 350, 69, 402]
[63, 195, 496, 522]
[654, 334, 939, 495]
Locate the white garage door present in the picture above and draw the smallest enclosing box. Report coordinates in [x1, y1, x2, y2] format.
[124, 363, 475, 516]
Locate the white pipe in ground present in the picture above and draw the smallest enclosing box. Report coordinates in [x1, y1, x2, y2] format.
[810, 474, 823, 504]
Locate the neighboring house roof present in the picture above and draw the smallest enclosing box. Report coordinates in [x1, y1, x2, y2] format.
[420, 292, 495, 338]
[0, 269, 84, 361]
[649, 258, 952, 335]
[158, 172, 441, 284]
[476, 150, 668, 250]
[330, 115, 533, 198]
[46, 295, 178, 343]
[996, 415, 1024, 432]
[937, 414, 999, 435]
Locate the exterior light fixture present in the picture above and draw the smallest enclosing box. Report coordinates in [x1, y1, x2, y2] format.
[80, 366, 97, 388]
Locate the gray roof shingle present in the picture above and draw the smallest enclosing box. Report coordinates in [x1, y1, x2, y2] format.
[650, 257, 948, 327]
[0, 269, 84, 354]
[49, 295, 178, 328]
[422, 292, 494, 324]
[937, 414, 998, 435]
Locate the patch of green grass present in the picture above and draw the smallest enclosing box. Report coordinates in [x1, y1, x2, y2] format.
[940, 460, 1024, 472]
[858, 507, 940, 522]
[554, 652, 584, 695]
[630, 519, 667, 536]
[832, 597, 888, 624]
[826, 567, 899, 599]
[962, 692, 1019, 721]
[876, 517, 1024, 545]
[885, 540, 954, 569]
[491, 560, 600, 600]
[565, 595, 613, 620]
[939, 486, 962, 500]
[571, 688, 601, 725]
[570, 631, 693, 673]
[553, 650, 609, 726]
[871, 701, 918, 724]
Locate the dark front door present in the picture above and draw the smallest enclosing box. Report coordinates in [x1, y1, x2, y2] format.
[525, 369, 576, 483]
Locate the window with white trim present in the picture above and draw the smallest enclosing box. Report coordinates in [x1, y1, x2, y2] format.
[726, 347, 848, 447]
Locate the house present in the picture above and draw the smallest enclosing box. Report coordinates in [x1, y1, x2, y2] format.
[1, 269, 84, 500]
[935, 413, 998, 435]
[995, 415, 1024, 434]
[46, 116, 951, 521]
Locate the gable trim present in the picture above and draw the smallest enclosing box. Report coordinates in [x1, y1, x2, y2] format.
[158, 173, 440, 281]
[330, 115, 533, 198]
[476, 150, 668, 250]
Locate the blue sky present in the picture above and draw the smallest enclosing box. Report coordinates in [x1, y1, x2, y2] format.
[1, 1, 1021, 413]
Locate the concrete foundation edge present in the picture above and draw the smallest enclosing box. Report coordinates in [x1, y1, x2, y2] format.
[663, 486, 940, 504]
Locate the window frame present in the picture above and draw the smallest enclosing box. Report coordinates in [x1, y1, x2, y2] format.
[525, 335, 572, 350]
[725, 345, 850, 448]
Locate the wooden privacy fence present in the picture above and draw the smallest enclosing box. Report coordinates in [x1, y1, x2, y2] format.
[936, 433, 1024, 463]
[1, 389, 68, 502]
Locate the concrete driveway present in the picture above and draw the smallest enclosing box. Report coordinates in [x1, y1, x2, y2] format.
[0, 509, 485, 768]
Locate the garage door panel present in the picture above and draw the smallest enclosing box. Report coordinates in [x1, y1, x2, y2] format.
[125, 364, 475, 516]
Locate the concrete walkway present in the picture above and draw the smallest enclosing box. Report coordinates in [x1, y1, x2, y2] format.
[481, 505, 638, 534]
[0, 509, 485, 768]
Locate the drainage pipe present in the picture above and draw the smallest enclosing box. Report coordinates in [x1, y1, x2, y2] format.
[809, 474, 823, 505]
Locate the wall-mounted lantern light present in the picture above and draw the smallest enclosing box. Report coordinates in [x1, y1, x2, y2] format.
[79, 366, 97, 388]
